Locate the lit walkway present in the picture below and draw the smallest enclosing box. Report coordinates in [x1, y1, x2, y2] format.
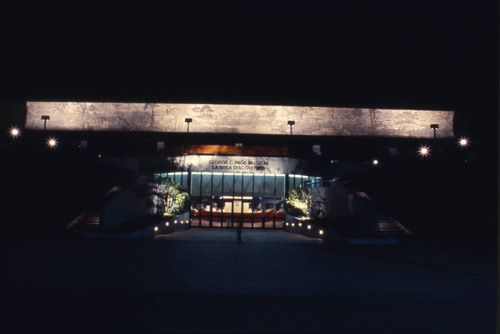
[155, 228, 324, 244]
[3, 229, 495, 333]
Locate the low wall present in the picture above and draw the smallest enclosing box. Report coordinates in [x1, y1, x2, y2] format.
[83, 212, 190, 239]
[284, 215, 345, 242]
[284, 215, 398, 245]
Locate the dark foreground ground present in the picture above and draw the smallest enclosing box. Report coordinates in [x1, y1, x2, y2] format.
[2, 229, 496, 333]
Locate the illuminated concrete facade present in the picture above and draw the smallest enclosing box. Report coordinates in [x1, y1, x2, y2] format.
[26, 102, 454, 138]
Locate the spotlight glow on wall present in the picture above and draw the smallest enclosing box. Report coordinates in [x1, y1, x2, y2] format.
[418, 145, 430, 157]
[47, 137, 58, 148]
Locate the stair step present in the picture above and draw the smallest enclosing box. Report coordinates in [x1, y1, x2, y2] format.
[80, 220, 99, 224]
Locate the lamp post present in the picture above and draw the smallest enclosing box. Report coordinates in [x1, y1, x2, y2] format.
[41, 115, 50, 131]
[430, 124, 439, 139]
[288, 120, 295, 135]
[185, 118, 192, 133]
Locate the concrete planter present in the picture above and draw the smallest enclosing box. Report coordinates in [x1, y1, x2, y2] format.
[284, 214, 395, 244]
[82, 212, 190, 239]
[284, 215, 330, 239]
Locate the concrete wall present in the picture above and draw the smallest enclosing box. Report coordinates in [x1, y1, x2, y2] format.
[311, 180, 377, 226]
[26, 101, 454, 138]
[100, 176, 154, 228]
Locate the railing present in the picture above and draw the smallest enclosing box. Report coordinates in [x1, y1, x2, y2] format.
[303, 178, 338, 189]
[391, 218, 413, 235]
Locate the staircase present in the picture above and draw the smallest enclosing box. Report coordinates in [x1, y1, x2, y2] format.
[67, 186, 123, 233]
[72, 212, 101, 232]
[378, 217, 411, 237]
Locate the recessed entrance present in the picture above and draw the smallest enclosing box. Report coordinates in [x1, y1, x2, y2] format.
[191, 196, 284, 229]
[189, 172, 287, 229]
[154, 170, 322, 230]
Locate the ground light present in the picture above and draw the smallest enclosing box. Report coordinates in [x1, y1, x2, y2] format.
[9, 127, 20, 138]
[418, 145, 430, 157]
[47, 137, 58, 148]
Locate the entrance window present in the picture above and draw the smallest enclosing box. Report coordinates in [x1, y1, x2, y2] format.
[176, 171, 317, 229]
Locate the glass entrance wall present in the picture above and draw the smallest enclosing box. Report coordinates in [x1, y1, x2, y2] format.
[189, 172, 286, 228]
[154, 172, 189, 188]
[288, 174, 322, 191]
[190, 172, 286, 198]
[153, 171, 322, 229]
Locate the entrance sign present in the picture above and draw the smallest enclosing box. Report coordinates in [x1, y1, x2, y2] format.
[26, 101, 454, 138]
[173, 155, 301, 174]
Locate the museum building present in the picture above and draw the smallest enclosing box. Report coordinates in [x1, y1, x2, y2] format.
[25, 101, 455, 230]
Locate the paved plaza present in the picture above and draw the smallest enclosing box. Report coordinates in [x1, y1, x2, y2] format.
[3, 229, 496, 333]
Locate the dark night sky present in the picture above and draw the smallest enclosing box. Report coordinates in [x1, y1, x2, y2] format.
[0, 1, 497, 145]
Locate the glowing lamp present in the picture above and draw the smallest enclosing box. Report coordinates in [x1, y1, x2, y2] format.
[418, 145, 430, 157]
[10, 127, 20, 138]
[47, 137, 58, 148]
[307, 225, 311, 230]
[298, 223, 302, 227]
[319, 230, 324, 235]
[154, 226, 158, 232]
[458, 138, 469, 147]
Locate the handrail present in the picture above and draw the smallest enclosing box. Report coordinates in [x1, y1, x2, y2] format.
[307, 179, 413, 236]
[391, 218, 413, 235]
[66, 186, 123, 230]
